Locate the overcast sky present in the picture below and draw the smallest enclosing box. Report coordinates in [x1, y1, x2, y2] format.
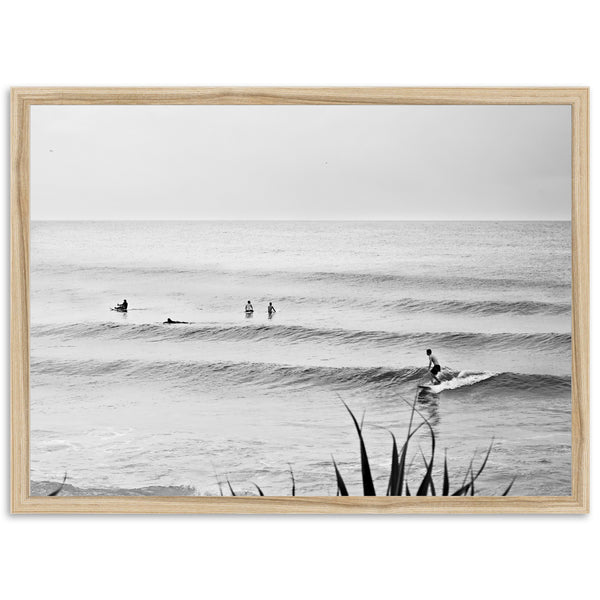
[31, 104, 571, 220]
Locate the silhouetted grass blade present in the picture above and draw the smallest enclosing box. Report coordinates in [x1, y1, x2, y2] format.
[332, 457, 349, 496]
[342, 400, 376, 496]
[253, 483, 265, 496]
[416, 473, 429, 495]
[502, 477, 517, 496]
[387, 432, 399, 497]
[396, 443, 407, 496]
[394, 423, 424, 496]
[452, 482, 471, 496]
[48, 472, 67, 496]
[474, 440, 494, 481]
[442, 452, 450, 496]
[416, 420, 436, 496]
[289, 464, 296, 496]
[452, 442, 494, 496]
[452, 454, 476, 495]
[395, 392, 419, 497]
[227, 479, 236, 496]
[212, 465, 224, 496]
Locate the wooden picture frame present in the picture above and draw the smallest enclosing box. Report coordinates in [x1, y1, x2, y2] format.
[11, 87, 589, 514]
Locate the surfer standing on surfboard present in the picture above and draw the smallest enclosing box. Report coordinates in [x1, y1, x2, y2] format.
[426, 349, 441, 384]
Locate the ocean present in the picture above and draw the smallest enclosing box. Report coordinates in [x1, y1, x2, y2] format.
[30, 220, 572, 496]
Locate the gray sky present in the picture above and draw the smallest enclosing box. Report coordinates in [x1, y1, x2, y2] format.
[31, 104, 571, 220]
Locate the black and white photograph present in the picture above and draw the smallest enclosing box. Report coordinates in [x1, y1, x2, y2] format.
[29, 103, 572, 498]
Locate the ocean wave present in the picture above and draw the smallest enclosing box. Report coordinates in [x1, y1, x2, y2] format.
[272, 295, 570, 316]
[419, 370, 571, 394]
[33, 262, 571, 292]
[30, 480, 196, 497]
[382, 297, 570, 316]
[32, 322, 572, 353]
[420, 371, 495, 391]
[304, 270, 571, 291]
[31, 357, 571, 395]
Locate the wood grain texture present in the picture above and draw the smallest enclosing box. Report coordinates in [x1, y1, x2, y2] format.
[10, 87, 590, 514]
[570, 90, 590, 513]
[11, 88, 31, 515]
[10, 495, 590, 515]
[8, 87, 589, 105]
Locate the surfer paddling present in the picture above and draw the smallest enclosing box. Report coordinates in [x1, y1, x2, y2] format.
[426, 349, 442, 384]
[112, 299, 128, 312]
[163, 318, 189, 324]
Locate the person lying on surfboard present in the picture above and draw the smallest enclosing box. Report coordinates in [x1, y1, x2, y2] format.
[426, 348, 442, 384]
[163, 318, 189, 324]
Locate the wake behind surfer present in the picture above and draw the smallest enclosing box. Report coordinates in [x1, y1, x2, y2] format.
[426, 349, 442, 384]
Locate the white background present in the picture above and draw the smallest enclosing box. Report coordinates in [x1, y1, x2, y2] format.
[1, 2, 596, 599]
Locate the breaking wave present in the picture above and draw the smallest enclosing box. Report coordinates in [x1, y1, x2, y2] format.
[32, 322, 572, 353]
[31, 357, 571, 395]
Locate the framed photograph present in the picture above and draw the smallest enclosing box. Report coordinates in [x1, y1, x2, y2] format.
[11, 87, 589, 514]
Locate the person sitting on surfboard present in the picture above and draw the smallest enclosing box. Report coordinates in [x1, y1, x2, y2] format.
[426, 349, 441, 384]
[267, 302, 276, 318]
[116, 299, 128, 311]
[245, 300, 254, 313]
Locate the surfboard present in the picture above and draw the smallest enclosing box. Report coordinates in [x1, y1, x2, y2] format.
[418, 384, 441, 393]
[110, 307, 127, 312]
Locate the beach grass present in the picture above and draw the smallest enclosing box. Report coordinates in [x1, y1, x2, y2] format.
[329, 393, 515, 496]
[48, 392, 515, 497]
[217, 392, 515, 497]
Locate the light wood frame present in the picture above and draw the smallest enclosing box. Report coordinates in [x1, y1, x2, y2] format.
[11, 87, 589, 514]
